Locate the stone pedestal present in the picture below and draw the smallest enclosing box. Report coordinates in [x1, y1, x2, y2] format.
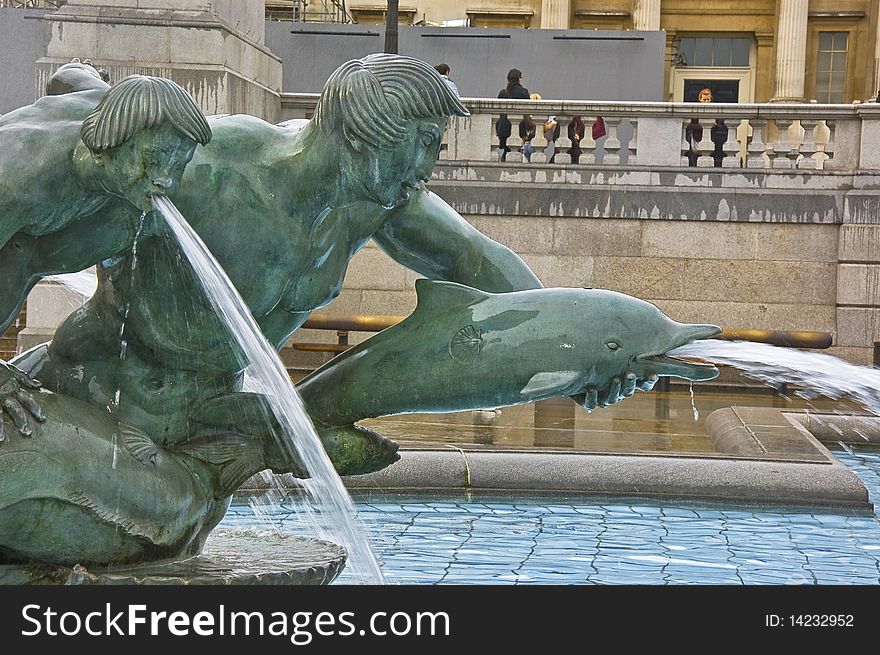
[16, 278, 91, 355]
[0, 530, 347, 585]
[35, 0, 282, 121]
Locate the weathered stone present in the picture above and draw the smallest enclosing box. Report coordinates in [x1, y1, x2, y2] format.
[835, 307, 880, 347]
[591, 258, 835, 304]
[641, 221, 759, 260]
[519, 254, 594, 287]
[837, 263, 880, 306]
[553, 218, 643, 256]
[754, 224, 838, 262]
[344, 248, 409, 290]
[652, 300, 837, 332]
[467, 216, 556, 254]
[839, 225, 880, 262]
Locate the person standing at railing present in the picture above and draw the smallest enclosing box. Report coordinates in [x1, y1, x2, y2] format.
[686, 87, 728, 167]
[568, 115, 586, 164]
[434, 63, 459, 97]
[496, 68, 530, 161]
[543, 113, 560, 163]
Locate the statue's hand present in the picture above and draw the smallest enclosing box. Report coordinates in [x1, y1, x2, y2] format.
[572, 372, 659, 411]
[0, 361, 45, 441]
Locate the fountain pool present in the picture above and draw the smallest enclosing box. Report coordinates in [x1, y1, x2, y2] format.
[223, 447, 880, 585]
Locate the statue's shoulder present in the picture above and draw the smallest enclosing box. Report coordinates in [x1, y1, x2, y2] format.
[46, 62, 110, 96]
[208, 113, 294, 138]
[200, 113, 296, 158]
[0, 88, 103, 132]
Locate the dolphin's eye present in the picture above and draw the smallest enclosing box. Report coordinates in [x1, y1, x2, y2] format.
[606, 341, 620, 351]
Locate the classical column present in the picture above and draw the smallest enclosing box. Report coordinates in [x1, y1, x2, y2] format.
[772, 0, 809, 101]
[540, 0, 571, 29]
[632, 0, 661, 31]
[874, 2, 880, 99]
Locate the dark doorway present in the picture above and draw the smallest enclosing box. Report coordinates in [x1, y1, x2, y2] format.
[684, 79, 740, 103]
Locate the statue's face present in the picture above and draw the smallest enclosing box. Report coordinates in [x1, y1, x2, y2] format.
[352, 116, 447, 209]
[95, 123, 198, 212]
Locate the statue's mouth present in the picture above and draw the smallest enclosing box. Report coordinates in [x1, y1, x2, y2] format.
[635, 353, 719, 381]
[635, 323, 721, 382]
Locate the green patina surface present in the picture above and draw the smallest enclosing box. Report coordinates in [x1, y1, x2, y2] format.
[0, 56, 718, 567]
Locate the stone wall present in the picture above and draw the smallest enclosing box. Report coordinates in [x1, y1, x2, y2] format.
[287, 161, 880, 370]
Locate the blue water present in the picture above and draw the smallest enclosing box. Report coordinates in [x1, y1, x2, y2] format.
[223, 449, 880, 584]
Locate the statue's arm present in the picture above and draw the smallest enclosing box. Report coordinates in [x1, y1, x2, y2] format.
[374, 188, 543, 293]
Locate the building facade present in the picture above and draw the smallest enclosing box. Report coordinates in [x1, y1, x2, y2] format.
[334, 0, 880, 104]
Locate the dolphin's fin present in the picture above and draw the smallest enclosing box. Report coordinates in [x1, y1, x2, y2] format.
[170, 432, 267, 498]
[119, 423, 158, 465]
[414, 279, 490, 316]
[521, 371, 582, 397]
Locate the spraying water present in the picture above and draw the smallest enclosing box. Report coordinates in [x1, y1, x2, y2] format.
[153, 196, 384, 583]
[672, 339, 880, 416]
[45, 269, 98, 299]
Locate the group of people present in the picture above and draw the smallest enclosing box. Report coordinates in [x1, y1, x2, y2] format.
[446, 67, 724, 167]
[493, 68, 596, 164]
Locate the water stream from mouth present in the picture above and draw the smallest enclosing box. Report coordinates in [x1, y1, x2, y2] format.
[672, 339, 880, 417]
[153, 196, 384, 584]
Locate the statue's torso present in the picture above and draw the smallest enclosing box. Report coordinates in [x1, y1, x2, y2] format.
[43, 114, 392, 442]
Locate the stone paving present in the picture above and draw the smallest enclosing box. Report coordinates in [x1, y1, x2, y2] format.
[223, 449, 880, 585]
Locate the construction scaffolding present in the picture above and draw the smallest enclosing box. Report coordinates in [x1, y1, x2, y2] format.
[266, 0, 351, 23]
[0, 1, 66, 7]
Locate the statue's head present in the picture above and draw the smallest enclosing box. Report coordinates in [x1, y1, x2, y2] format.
[81, 75, 211, 211]
[313, 54, 469, 208]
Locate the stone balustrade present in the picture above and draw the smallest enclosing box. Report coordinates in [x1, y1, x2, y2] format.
[281, 95, 880, 171]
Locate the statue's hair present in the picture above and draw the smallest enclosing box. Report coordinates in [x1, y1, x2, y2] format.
[81, 75, 211, 152]
[313, 54, 469, 149]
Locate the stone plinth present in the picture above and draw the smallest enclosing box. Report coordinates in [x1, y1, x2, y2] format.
[16, 279, 90, 355]
[0, 530, 347, 585]
[35, 0, 281, 121]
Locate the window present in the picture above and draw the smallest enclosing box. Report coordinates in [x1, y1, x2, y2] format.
[815, 31, 848, 103]
[677, 37, 752, 67]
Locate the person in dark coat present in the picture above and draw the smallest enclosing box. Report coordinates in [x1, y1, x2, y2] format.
[568, 115, 586, 164]
[686, 87, 729, 167]
[496, 68, 529, 160]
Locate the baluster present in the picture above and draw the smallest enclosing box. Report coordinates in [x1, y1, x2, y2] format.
[797, 119, 818, 169]
[580, 120, 597, 165]
[746, 119, 768, 168]
[696, 119, 714, 167]
[530, 114, 548, 164]
[490, 116, 502, 161]
[771, 118, 794, 169]
[624, 119, 637, 165]
[820, 120, 835, 169]
[438, 127, 450, 160]
[681, 119, 692, 166]
[506, 112, 525, 162]
[554, 115, 572, 165]
[601, 117, 622, 165]
[721, 118, 742, 167]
